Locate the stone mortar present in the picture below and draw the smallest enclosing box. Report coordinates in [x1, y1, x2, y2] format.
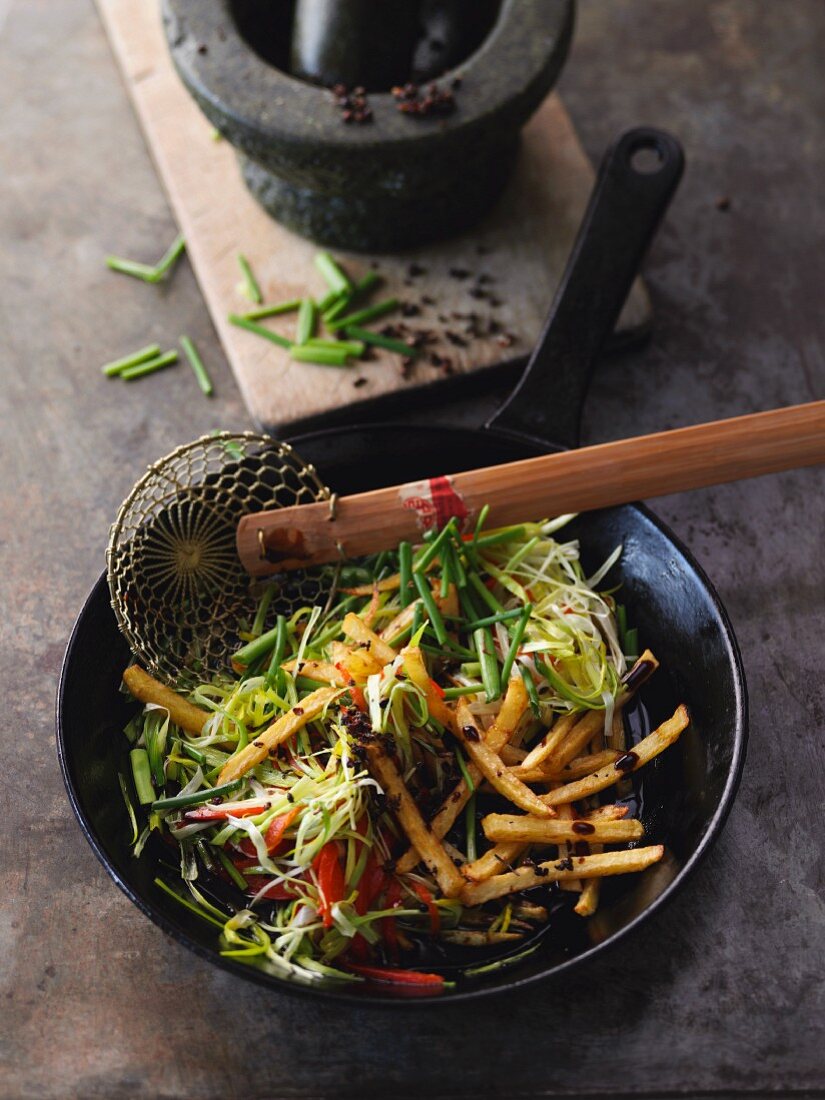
[163, 0, 575, 251]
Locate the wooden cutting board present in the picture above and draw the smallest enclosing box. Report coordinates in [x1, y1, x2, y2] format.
[95, 0, 651, 432]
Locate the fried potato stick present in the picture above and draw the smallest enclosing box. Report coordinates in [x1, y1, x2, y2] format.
[541, 705, 689, 807]
[463, 803, 629, 883]
[342, 612, 397, 665]
[461, 846, 665, 906]
[509, 749, 620, 784]
[395, 676, 528, 874]
[364, 741, 465, 898]
[481, 814, 645, 845]
[218, 687, 340, 784]
[455, 702, 554, 818]
[122, 665, 211, 736]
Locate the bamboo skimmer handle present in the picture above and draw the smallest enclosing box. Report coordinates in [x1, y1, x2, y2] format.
[237, 401, 825, 575]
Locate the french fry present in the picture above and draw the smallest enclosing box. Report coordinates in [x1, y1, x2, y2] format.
[342, 612, 397, 665]
[553, 800, 581, 892]
[481, 814, 645, 845]
[401, 646, 454, 728]
[436, 582, 459, 620]
[364, 741, 465, 899]
[574, 849, 603, 917]
[218, 687, 340, 783]
[510, 749, 620, 784]
[499, 744, 527, 764]
[122, 665, 211, 736]
[455, 703, 555, 818]
[282, 658, 347, 686]
[380, 600, 420, 642]
[519, 712, 580, 770]
[541, 705, 689, 807]
[461, 846, 665, 906]
[395, 677, 528, 874]
[341, 574, 402, 595]
[463, 803, 630, 883]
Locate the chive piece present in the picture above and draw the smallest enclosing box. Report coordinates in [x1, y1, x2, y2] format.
[474, 626, 501, 702]
[519, 664, 541, 716]
[152, 778, 243, 811]
[315, 251, 351, 296]
[624, 627, 639, 657]
[439, 542, 453, 599]
[120, 350, 179, 380]
[413, 572, 448, 645]
[342, 325, 418, 357]
[445, 540, 467, 588]
[130, 748, 155, 805]
[465, 607, 522, 631]
[217, 848, 248, 890]
[180, 335, 213, 396]
[105, 234, 185, 284]
[398, 541, 413, 608]
[414, 521, 456, 573]
[243, 299, 302, 321]
[318, 288, 345, 313]
[153, 234, 186, 280]
[228, 314, 291, 348]
[181, 742, 206, 765]
[465, 794, 477, 862]
[442, 683, 484, 699]
[105, 257, 159, 282]
[469, 572, 504, 614]
[322, 293, 354, 325]
[307, 338, 365, 356]
[411, 603, 423, 638]
[473, 504, 490, 543]
[252, 584, 277, 636]
[233, 622, 282, 669]
[102, 344, 162, 377]
[500, 603, 532, 685]
[454, 745, 475, 794]
[616, 603, 628, 645]
[289, 345, 351, 366]
[237, 254, 263, 303]
[266, 614, 289, 686]
[474, 526, 527, 548]
[332, 298, 399, 329]
[296, 298, 317, 345]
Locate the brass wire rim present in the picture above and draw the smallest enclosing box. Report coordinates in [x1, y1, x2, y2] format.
[106, 431, 331, 685]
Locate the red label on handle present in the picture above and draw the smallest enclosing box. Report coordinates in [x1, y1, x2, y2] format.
[399, 475, 470, 532]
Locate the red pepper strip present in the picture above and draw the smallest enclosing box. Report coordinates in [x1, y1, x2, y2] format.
[346, 963, 444, 988]
[381, 879, 403, 958]
[349, 854, 388, 961]
[313, 842, 346, 928]
[428, 677, 446, 700]
[242, 875, 296, 901]
[411, 881, 441, 935]
[237, 806, 300, 859]
[184, 800, 269, 822]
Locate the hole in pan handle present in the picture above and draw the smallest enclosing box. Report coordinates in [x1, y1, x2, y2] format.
[486, 127, 685, 451]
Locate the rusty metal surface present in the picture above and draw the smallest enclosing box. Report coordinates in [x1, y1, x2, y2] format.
[0, 1, 823, 1097]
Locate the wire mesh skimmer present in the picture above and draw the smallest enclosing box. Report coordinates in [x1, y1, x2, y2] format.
[107, 432, 333, 686]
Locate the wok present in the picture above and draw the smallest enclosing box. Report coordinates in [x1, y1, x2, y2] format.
[57, 129, 747, 1004]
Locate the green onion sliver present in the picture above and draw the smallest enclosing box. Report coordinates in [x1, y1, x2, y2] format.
[217, 848, 248, 890]
[266, 614, 289, 686]
[228, 314, 291, 348]
[343, 325, 417, 357]
[413, 572, 448, 645]
[442, 683, 484, 699]
[465, 607, 522, 631]
[295, 298, 317, 345]
[237, 253, 262, 303]
[314, 251, 350, 296]
[474, 626, 501, 702]
[398, 540, 413, 608]
[180, 334, 213, 396]
[152, 778, 243, 812]
[519, 663, 540, 716]
[289, 345, 351, 366]
[121, 350, 179, 381]
[233, 622, 282, 669]
[465, 793, 477, 862]
[130, 748, 155, 805]
[102, 344, 162, 377]
[331, 298, 398, 330]
[243, 299, 301, 321]
[307, 338, 365, 356]
[500, 603, 532, 685]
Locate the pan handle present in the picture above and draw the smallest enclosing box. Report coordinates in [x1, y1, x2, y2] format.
[485, 127, 684, 449]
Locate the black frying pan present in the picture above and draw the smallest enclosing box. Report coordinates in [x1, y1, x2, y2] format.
[57, 129, 747, 1005]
